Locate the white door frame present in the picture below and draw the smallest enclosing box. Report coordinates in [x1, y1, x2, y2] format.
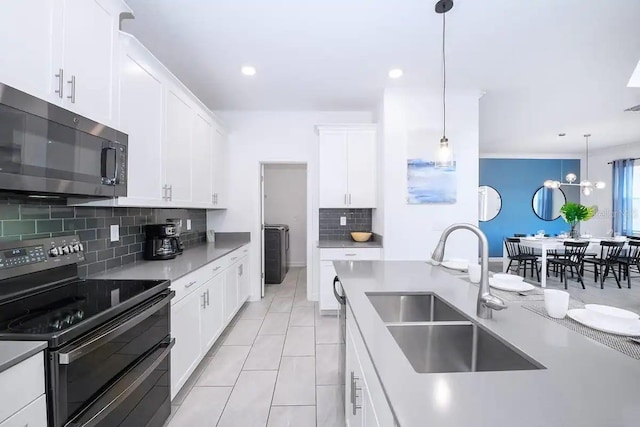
[259, 161, 309, 297]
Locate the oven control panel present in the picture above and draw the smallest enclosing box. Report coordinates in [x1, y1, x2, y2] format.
[0, 236, 84, 271]
[0, 245, 47, 269]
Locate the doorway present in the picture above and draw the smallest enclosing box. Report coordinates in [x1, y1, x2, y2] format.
[260, 163, 308, 297]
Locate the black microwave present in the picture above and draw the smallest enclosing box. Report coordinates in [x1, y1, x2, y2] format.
[0, 83, 127, 197]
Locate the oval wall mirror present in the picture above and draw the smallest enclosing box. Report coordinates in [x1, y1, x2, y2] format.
[478, 185, 502, 222]
[532, 186, 566, 221]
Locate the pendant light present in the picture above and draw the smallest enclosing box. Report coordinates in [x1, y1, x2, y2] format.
[542, 134, 605, 195]
[435, 0, 453, 168]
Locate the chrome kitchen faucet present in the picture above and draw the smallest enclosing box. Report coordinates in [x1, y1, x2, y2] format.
[431, 223, 507, 319]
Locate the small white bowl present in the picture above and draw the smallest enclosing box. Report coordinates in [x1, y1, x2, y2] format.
[585, 304, 639, 329]
[492, 273, 524, 283]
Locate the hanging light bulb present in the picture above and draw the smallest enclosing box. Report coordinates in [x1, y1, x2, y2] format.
[565, 173, 577, 184]
[434, 0, 454, 168]
[595, 181, 606, 189]
[544, 180, 554, 188]
[582, 186, 593, 196]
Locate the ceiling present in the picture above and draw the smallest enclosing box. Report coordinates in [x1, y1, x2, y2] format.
[122, 0, 640, 153]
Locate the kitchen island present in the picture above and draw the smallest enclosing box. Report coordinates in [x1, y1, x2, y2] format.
[335, 260, 640, 427]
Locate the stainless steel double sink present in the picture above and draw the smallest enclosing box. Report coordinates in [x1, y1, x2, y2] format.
[367, 292, 544, 373]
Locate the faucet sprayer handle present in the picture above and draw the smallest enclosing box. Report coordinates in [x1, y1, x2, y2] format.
[481, 293, 507, 311]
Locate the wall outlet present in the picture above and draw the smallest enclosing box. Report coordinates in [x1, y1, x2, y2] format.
[186, 219, 192, 230]
[110, 224, 120, 242]
[340, 216, 347, 226]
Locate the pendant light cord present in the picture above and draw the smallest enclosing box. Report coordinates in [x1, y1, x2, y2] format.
[442, 11, 446, 139]
[585, 135, 589, 180]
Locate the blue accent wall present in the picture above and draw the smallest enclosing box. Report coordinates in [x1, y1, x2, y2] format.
[479, 159, 581, 257]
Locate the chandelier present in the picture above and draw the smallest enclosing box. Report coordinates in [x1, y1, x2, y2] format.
[543, 134, 605, 196]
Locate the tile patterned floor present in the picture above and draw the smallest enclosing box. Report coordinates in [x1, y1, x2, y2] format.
[166, 267, 345, 427]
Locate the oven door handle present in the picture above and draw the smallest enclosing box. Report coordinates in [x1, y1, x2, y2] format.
[58, 290, 174, 365]
[333, 276, 346, 305]
[64, 338, 175, 427]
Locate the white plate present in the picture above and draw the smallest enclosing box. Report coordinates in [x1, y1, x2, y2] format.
[492, 273, 524, 283]
[567, 309, 640, 337]
[584, 304, 639, 320]
[489, 278, 535, 292]
[441, 260, 468, 271]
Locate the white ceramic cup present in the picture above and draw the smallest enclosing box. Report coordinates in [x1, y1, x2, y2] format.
[544, 289, 570, 319]
[468, 264, 482, 284]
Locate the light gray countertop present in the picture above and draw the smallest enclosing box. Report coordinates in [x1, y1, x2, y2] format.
[0, 341, 46, 373]
[90, 237, 250, 281]
[334, 261, 640, 427]
[317, 240, 383, 248]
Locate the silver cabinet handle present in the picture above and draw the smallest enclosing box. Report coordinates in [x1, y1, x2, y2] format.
[201, 293, 206, 309]
[214, 193, 218, 205]
[206, 289, 210, 306]
[213, 266, 221, 272]
[344, 194, 347, 205]
[185, 280, 197, 288]
[168, 185, 173, 201]
[351, 372, 362, 415]
[55, 68, 64, 98]
[231, 256, 238, 261]
[344, 253, 357, 257]
[211, 194, 214, 204]
[349, 194, 352, 205]
[67, 75, 76, 103]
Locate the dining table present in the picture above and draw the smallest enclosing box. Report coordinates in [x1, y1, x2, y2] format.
[502, 236, 628, 288]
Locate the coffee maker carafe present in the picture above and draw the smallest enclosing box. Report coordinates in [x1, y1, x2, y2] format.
[166, 218, 184, 255]
[144, 224, 178, 260]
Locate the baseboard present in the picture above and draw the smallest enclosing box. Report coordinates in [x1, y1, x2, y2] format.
[289, 262, 307, 268]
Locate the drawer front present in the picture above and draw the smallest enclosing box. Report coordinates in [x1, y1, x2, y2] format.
[320, 248, 382, 261]
[171, 266, 211, 303]
[0, 394, 46, 427]
[0, 352, 45, 423]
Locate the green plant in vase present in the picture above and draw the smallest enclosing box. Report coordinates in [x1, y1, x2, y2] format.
[559, 202, 597, 239]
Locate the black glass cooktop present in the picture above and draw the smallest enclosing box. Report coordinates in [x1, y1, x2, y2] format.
[0, 278, 169, 347]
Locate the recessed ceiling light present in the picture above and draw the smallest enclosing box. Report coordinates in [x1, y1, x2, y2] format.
[388, 68, 403, 79]
[241, 66, 256, 76]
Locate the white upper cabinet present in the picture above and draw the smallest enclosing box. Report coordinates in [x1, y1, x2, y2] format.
[192, 111, 213, 205]
[59, 0, 118, 125]
[0, 1, 56, 101]
[319, 131, 349, 208]
[163, 88, 194, 204]
[346, 130, 377, 208]
[317, 125, 377, 209]
[211, 126, 229, 208]
[117, 34, 164, 203]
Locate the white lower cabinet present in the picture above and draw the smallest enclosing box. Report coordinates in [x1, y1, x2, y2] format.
[170, 289, 202, 398]
[346, 305, 396, 427]
[0, 395, 47, 427]
[200, 274, 224, 353]
[170, 244, 251, 399]
[319, 248, 382, 312]
[0, 352, 46, 426]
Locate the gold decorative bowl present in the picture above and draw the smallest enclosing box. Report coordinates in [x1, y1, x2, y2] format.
[350, 232, 372, 242]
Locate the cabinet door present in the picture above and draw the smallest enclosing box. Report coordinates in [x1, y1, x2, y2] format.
[118, 40, 164, 202]
[61, 0, 116, 124]
[200, 276, 224, 353]
[163, 88, 193, 203]
[170, 290, 201, 399]
[237, 256, 250, 304]
[192, 112, 213, 205]
[224, 263, 239, 323]
[0, 1, 56, 102]
[347, 130, 377, 208]
[211, 126, 228, 208]
[319, 131, 348, 208]
[320, 261, 340, 311]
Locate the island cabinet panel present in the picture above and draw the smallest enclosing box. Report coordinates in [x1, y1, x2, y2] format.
[0, 352, 46, 425]
[346, 305, 396, 427]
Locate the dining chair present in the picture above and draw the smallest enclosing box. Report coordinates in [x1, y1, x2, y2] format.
[504, 237, 540, 280]
[547, 241, 589, 289]
[616, 240, 640, 289]
[582, 241, 625, 289]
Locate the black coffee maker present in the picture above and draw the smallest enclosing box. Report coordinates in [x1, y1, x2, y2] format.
[144, 224, 179, 260]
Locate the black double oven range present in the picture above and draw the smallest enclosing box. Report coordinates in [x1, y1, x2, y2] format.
[0, 235, 174, 427]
